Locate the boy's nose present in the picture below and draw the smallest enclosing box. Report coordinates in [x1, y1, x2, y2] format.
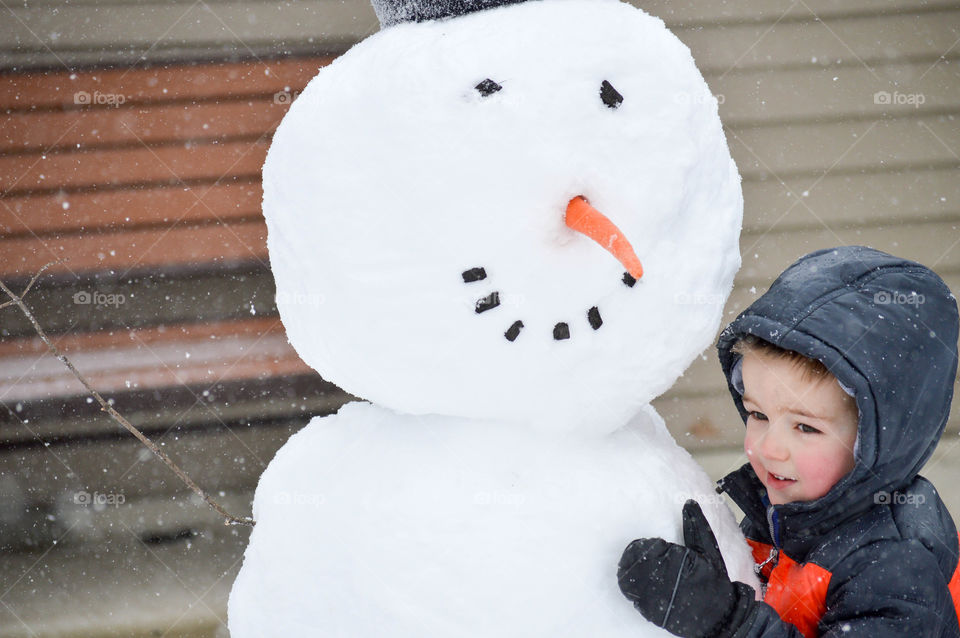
[758, 428, 789, 461]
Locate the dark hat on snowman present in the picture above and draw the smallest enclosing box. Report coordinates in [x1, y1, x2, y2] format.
[371, 0, 528, 28]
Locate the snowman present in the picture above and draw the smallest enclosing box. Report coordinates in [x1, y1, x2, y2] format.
[228, 0, 755, 635]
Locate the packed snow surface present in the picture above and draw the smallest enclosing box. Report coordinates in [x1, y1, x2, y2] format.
[230, 403, 756, 637]
[230, 0, 750, 635]
[262, 0, 741, 435]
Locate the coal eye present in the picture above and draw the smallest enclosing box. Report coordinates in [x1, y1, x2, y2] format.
[475, 78, 502, 97]
[600, 80, 623, 109]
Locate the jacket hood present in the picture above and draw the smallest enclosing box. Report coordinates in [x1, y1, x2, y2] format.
[716, 246, 958, 551]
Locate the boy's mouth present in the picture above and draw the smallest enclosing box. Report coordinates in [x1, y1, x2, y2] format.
[766, 471, 797, 488]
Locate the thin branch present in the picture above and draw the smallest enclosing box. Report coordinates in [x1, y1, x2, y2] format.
[0, 264, 255, 527]
[0, 261, 58, 310]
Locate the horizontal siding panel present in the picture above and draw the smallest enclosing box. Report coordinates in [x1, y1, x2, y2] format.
[7, 165, 952, 241]
[653, 392, 745, 449]
[1, 99, 287, 153]
[0, 182, 262, 236]
[742, 167, 960, 232]
[20, 164, 944, 246]
[0, 316, 283, 358]
[12, 0, 955, 25]
[737, 220, 960, 283]
[0, 266, 278, 340]
[6, 160, 953, 242]
[666, 273, 960, 398]
[636, 0, 960, 25]
[0, 139, 268, 194]
[3, 348, 309, 403]
[681, 10, 960, 73]
[0, 2, 375, 64]
[728, 113, 960, 180]
[2, 1, 956, 69]
[0, 318, 310, 402]
[714, 61, 960, 126]
[10, 212, 947, 298]
[0, 57, 329, 110]
[5, 423, 288, 501]
[0, 383, 335, 445]
[0, 46, 324, 74]
[2, 218, 267, 277]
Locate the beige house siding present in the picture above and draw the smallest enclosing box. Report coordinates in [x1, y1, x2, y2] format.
[0, 0, 378, 70]
[646, 1, 960, 450]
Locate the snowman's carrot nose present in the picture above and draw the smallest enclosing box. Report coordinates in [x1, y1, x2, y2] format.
[565, 196, 643, 280]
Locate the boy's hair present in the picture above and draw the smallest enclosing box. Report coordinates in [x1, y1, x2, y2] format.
[731, 334, 831, 384]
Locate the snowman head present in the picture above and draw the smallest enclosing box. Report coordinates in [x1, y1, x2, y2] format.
[264, 0, 742, 435]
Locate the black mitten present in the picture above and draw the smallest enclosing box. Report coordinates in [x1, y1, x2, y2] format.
[617, 500, 756, 638]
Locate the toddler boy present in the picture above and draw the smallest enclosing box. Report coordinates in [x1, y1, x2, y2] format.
[618, 246, 960, 637]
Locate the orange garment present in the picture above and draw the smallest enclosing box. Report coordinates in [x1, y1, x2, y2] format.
[748, 533, 960, 638]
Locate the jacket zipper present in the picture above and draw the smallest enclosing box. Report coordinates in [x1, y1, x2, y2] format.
[756, 504, 780, 598]
[715, 477, 782, 597]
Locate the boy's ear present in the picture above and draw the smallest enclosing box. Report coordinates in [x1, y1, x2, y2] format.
[681, 500, 728, 578]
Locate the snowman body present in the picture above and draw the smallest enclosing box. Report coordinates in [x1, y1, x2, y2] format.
[229, 1, 753, 635]
[229, 403, 754, 636]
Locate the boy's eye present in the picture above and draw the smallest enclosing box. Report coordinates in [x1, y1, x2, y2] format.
[748, 411, 768, 421]
[797, 423, 821, 434]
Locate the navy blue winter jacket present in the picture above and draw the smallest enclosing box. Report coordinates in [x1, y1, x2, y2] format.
[715, 246, 960, 637]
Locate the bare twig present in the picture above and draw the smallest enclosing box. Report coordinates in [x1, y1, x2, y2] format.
[0, 261, 56, 310]
[0, 264, 255, 527]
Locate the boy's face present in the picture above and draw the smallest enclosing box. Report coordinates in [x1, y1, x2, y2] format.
[741, 350, 859, 505]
